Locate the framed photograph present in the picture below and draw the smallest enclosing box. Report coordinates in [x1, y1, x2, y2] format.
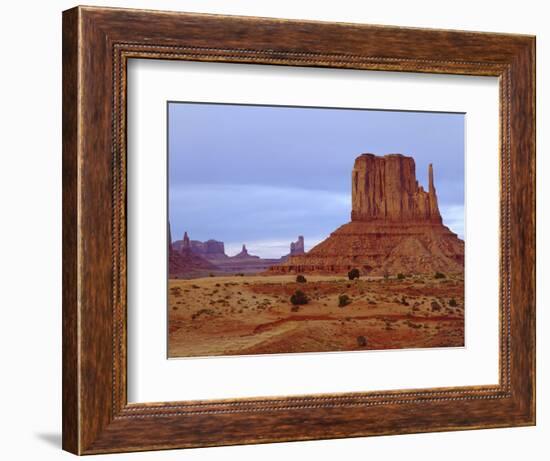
[62, 6, 535, 455]
[166, 102, 466, 358]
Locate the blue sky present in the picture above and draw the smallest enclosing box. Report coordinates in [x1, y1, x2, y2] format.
[168, 102, 464, 258]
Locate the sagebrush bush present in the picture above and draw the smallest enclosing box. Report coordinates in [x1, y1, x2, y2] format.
[449, 298, 458, 307]
[348, 268, 360, 280]
[296, 274, 307, 283]
[338, 294, 352, 307]
[290, 290, 309, 305]
[434, 272, 446, 279]
[397, 273, 405, 280]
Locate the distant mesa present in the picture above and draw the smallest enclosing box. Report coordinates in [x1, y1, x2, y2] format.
[231, 244, 260, 260]
[270, 153, 464, 276]
[172, 233, 227, 260]
[172, 235, 261, 261]
[168, 228, 219, 278]
[169, 231, 301, 277]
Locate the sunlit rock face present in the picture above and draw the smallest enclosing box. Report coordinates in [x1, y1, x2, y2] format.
[351, 154, 441, 224]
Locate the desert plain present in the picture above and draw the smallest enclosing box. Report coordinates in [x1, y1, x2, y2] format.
[168, 273, 464, 357]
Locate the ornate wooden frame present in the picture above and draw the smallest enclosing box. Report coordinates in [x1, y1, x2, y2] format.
[62, 5, 536, 455]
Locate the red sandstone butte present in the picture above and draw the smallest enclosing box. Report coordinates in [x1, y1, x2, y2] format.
[270, 153, 464, 276]
[168, 229, 219, 277]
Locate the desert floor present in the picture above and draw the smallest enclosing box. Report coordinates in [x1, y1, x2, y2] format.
[168, 274, 464, 358]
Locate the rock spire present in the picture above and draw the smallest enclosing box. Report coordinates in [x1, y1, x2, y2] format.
[182, 231, 191, 251]
[290, 236, 305, 255]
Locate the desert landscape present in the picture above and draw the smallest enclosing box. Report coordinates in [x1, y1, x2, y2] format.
[168, 153, 465, 357]
[168, 273, 463, 357]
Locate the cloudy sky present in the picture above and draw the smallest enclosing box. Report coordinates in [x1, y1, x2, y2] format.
[168, 102, 464, 258]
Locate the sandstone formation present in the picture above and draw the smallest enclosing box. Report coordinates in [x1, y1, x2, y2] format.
[280, 236, 306, 262]
[182, 231, 190, 250]
[351, 154, 441, 223]
[170, 230, 282, 276]
[231, 244, 260, 260]
[172, 235, 227, 259]
[290, 236, 305, 256]
[208, 244, 283, 274]
[168, 228, 219, 278]
[270, 153, 464, 276]
[191, 239, 227, 258]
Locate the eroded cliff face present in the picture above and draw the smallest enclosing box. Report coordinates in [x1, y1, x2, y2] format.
[351, 154, 441, 223]
[271, 153, 463, 276]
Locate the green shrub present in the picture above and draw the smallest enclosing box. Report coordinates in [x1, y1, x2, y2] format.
[290, 290, 309, 305]
[434, 272, 446, 279]
[338, 294, 352, 307]
[397, 273, 405, 280]
[449, 298, 458, 307]
[296, 274, 307, 283]
[356, 336, 368, 347]
[348, 268, 360, 280]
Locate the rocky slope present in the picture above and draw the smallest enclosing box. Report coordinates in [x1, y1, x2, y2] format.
[168, 249, 219, 278]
